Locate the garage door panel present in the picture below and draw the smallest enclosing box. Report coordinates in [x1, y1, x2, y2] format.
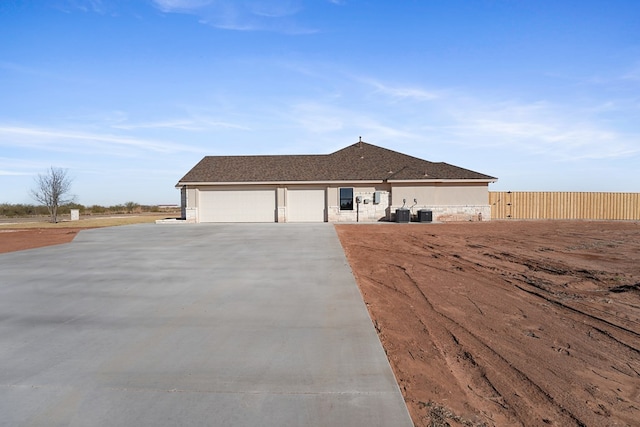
[199, 190, 275, 222]
[288, 189, 325, 222]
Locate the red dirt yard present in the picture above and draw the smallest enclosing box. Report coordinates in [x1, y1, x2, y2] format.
[336, 221, 640, 427]
[0, 228, 83, 253]
[2, 221, 639, 426]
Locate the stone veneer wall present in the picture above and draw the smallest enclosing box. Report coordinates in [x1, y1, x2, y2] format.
[389, 205, 491, 222]
[327, 189, 391, 222]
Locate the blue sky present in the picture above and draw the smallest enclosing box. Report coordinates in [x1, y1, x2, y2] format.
[1, 0, 639, 206]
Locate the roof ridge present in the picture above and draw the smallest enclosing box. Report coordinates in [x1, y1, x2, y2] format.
[330, 141, 437, 164]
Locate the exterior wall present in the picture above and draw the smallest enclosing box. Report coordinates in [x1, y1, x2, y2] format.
[180, 182, 491, 223]
[327, 184, 392, 222]
[391, 182, 488, 205]
[182, 184, 325, 223]
[277, 187, 286, 222]
[180, 186, 198, 223]
[390, 182, 491, 222]
[187, 183, 394, 223]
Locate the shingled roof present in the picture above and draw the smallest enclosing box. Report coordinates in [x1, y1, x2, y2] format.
[177, 141, 497, 184]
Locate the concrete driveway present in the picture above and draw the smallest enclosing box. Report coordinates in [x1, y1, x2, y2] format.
[0, 224, 412, 426]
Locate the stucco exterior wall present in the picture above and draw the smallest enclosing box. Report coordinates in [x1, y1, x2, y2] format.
[277, 187, 286, 222]
[390, 182, 491, 222]
[391, 182, 487, 206]
[180, 182, 491, 223]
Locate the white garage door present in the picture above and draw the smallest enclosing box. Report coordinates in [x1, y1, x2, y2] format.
[287, 189, 325, 222]
[199, 189, 276, 222]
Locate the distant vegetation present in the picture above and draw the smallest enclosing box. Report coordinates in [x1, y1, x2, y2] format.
[0, 202, 179, 218]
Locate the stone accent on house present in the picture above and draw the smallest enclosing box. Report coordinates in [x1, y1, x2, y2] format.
[185, 207, 198, 223]
[328, 189, 391, 222]
[388, 205, 491, 222]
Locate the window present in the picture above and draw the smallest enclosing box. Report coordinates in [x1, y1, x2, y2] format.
[340, 188, 353, 210]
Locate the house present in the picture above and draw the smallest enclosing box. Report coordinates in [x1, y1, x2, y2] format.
[175, 139, 497, 223]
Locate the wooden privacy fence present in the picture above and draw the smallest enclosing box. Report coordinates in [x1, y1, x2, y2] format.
[489, 192, 640, 220]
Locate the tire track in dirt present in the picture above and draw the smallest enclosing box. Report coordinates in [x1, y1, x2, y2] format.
[336, 222, 640, 427]
[392, 263, 588, 426]
[356, 256, 587, 425]
[512, 280, 640, 351]
[445, 242, 640, 340]
[481, 251, 640, 329]
[441, 240, 640, 425]
[472, 249, 640, 356]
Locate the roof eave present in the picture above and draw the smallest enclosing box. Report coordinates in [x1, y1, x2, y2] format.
[176, 179, 385, 188]
[387, 178, 498, 184]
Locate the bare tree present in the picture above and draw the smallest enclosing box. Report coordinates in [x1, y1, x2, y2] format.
[30, 166, 75, 223]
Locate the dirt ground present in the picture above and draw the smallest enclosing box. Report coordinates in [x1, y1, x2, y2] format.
[0, 228, 82, 253]
[2, 221, 639, 426]
[336, 221, 640, 427]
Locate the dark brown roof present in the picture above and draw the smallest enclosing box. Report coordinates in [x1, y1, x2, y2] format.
[177, 142, 497, 184]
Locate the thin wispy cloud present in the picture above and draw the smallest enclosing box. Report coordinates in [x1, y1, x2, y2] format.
[151, 0, 215, 12]
[56, 0, 110, 14]
[111, 120, 203, 131]
[289, 71, 639, 162]
[289, 103, 344, 133]
[111, 117, 249, 131]
[0, 60, 97, 86]
[0, 170, 31, 176]
[354, 117, 418, 141]
[55, 0, 320, 33]
[621, 63, 640, 81]
[288, 101, 419, 142]
[443, 99, 640, 161]
[151, 0, 315, 33]
[0, 157, 54, 177]
[251, 1, 301, 18]
[0, 125, 200, 155]
[359, 77, 440, 101]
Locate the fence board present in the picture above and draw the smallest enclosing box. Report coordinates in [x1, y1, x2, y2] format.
[489, 192, 640, 220]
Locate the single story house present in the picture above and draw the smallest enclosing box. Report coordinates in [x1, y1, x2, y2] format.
[175, 139, 497, 223]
